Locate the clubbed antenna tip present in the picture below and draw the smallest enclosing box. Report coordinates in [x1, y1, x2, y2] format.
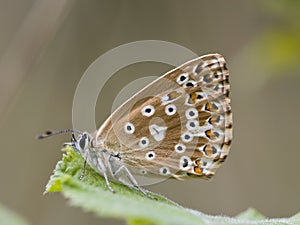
[36, 131, 53, 139]
[36, 129, 83, 140]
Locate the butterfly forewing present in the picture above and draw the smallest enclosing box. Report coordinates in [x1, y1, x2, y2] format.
[96, 53, 232, 180]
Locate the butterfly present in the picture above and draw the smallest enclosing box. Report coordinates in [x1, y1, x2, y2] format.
[38, 53, 232, 198]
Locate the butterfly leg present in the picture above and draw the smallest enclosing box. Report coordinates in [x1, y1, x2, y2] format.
[79, 151, 89, 180]
[112, 165, 155, 199]
[79, 159, 87, 181]
[95, 157, 115, 193]
[102, 170, 115, 193]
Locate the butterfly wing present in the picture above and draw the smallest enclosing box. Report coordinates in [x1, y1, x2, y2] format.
[95, 53, 232, 179]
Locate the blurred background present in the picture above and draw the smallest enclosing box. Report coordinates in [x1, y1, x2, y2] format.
[0, 0, 299, 225]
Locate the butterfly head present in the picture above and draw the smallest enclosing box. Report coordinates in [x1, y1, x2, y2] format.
[71, 132, 94, 155]
[36, 129, 95, 156]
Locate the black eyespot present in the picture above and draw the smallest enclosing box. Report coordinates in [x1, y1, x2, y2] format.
[146, 151, 156, 160]
[182, 159, 188, 168]
[124, 122, 135, 134]
[186, 82, 194, 87]
[165, 104, 176, 115]
[189, 111, 195, 116]
[145, 108, 151, 113]
[184, 134, 191, 140]
[162, 168, 168, 174]
[180, 75, 186, 81]
[176, 144, 186, 153]
[190, 122, 195, 127]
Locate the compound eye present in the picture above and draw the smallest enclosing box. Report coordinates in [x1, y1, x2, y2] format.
[78, 134, 87, 150]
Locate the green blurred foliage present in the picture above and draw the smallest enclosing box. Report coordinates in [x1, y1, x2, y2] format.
[255, 0, 300, 76]
[44, 147, 300, 225]
[0, 204, 29, 225]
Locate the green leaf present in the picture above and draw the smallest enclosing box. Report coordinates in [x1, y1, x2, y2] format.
[235, 208, 266, 221]
[45, 147, 300, 225]
[290, 212, 300, 222]
[0, 204, 30, 225]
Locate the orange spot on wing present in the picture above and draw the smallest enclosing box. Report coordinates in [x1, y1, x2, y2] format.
[195, 159, 201, 167]
[193, 166, 203, 175]
[188, 93, 197, 104]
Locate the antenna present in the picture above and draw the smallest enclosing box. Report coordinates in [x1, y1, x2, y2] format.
[36, 129, 83, 139]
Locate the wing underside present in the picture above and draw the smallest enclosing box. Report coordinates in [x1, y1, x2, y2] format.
[96, 53, 232, 179]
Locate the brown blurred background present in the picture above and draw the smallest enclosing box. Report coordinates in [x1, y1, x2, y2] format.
[0, 1, 299, 225]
